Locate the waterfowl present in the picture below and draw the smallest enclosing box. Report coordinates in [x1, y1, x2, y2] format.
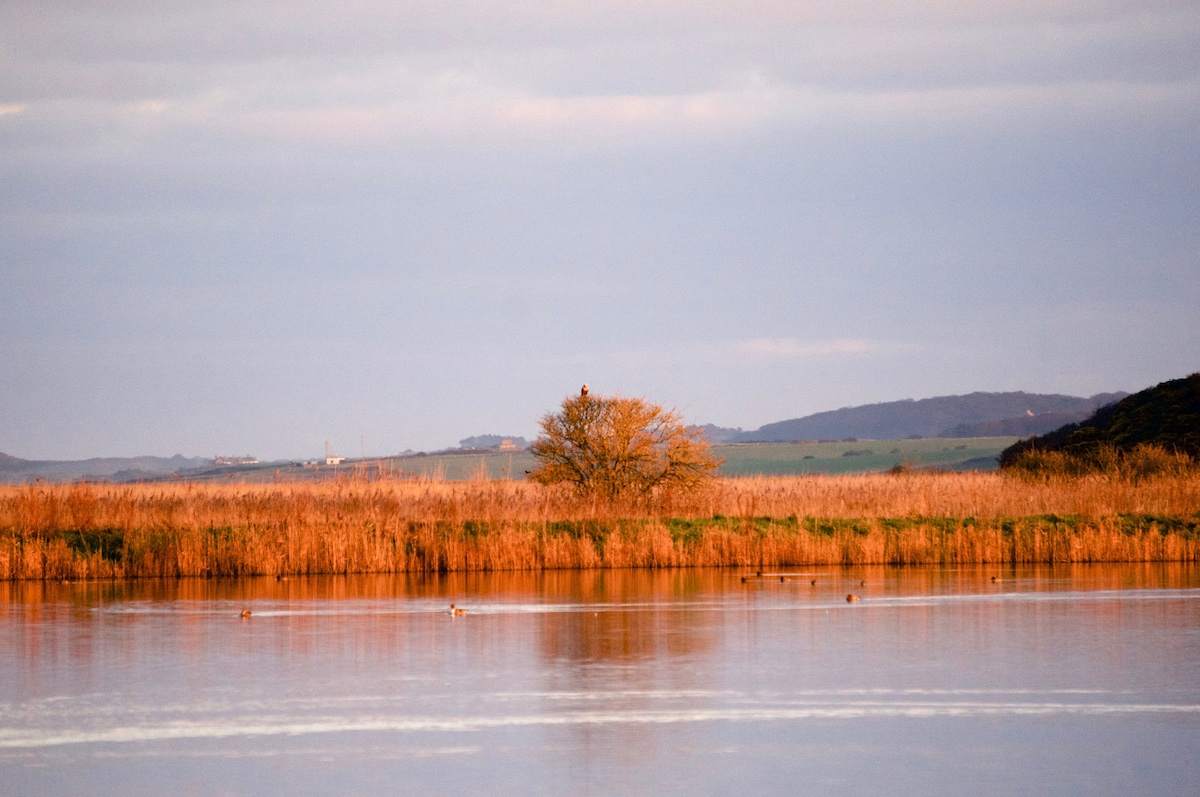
[846, 594, 860, 603]
[449, 604, 467, 617]
[240, 609, 252, 619]
[811, 579, 817, 586]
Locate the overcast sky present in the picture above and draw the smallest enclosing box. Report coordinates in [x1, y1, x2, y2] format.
[2, 1, 1198, 460]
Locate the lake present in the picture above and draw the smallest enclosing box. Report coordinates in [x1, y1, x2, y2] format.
[3, 565, 1198, 795]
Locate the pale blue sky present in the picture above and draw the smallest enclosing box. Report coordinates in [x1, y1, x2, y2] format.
[2, 1, 1198, 459]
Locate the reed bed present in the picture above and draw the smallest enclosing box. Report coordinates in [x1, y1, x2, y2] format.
[1, 471, 1198, 579]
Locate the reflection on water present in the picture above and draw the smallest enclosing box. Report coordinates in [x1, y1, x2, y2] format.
[2, 565, 1199, 795]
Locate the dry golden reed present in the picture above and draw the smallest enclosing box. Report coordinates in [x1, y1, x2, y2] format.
[1, 471, 1198, 580]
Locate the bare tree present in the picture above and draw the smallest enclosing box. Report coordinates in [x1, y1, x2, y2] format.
[529, 388, 722, 500]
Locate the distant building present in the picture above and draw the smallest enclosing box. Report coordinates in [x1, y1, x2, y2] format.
[322, 440, 346, 466]
[215, 455, 258, 466]
[498, 439, 521, 451]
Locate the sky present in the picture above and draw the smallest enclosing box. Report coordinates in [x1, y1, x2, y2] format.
[2, 1, 1198, 460]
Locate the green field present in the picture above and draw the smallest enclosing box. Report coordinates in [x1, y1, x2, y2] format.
[172, 438, 1020, 483]
[712, 437, 1020, 476]
[176, 451, 537, 483]
[364, 438, 1018, 480]
[190, 437, 1018, 482]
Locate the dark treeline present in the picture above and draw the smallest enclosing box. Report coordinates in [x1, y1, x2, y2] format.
[1001, 374, 1200, 473]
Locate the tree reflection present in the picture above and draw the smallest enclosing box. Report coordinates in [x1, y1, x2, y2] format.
[534, 570, 719, 664]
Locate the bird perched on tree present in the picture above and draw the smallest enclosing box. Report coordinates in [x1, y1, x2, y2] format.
[581, 384, 589, 397]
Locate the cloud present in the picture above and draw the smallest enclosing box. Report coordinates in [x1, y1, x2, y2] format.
[3, 0, 1196, 152]
[24, 72, 1189, 156]
[1, 0, 1197, 458]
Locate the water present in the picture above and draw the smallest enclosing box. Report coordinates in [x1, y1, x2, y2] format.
[2, 565, 1198, 795]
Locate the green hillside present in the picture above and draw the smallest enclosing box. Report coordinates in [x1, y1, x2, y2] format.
[1000, 373, 1200, 467]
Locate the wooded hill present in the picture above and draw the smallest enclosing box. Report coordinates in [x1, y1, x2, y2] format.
[1000, 374, 1200, 466]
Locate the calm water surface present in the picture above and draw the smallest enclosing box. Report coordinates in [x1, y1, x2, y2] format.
[2, 565, 1198, 795]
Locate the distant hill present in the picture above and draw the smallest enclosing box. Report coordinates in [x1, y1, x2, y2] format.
[0, 453, 213, 484]
[459, 434, 529, 450]
[691, 424, 745, 444]
[1000, 374, 1200, 466]
[731, 391, 1127, 442]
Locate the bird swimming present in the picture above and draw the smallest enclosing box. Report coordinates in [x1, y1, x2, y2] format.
[449, 604, 467, 617]
[240, 609, 252, 619]
[845, 594, 860, 603]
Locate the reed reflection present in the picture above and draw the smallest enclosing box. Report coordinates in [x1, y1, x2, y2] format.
[1, 564, 1198, 795]
[524, 570, 722, 776]
[534, 570, 718, 664]
[3, 564, 1196, 697]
